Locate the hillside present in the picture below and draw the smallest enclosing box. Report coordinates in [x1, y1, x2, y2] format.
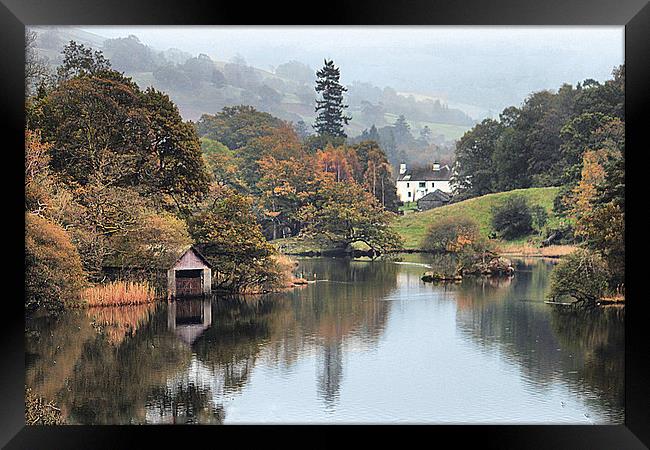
[30, 27, 475, 146]
[391, 187, 562, 251]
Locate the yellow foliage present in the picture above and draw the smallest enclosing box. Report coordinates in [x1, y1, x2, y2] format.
[81, 280, 157, 307]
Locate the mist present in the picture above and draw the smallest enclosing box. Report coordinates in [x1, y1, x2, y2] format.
[77, 25, 623, 115]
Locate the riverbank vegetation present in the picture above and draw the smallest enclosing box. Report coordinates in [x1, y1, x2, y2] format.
[25, 43, 401, 314]
[81, 281, 157, 307]
[446, 66, 625, 303]
[392, 187, 561, 250]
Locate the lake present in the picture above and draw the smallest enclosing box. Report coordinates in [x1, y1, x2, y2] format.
[25, 255, 625, 424]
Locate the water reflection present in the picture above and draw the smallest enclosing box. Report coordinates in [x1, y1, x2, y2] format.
[168, 298, 212, 346]
[452, 258, 624, 422]
[25, 256, 623, 424]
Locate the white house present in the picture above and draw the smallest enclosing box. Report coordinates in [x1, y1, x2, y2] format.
[396, 162, 452, 203]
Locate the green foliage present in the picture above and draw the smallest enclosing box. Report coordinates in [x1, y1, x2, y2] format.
[107, 210, 192, 271]
[25, 213, 86, 315]
[531, 204, 549, 231]
[32, 69, 209, 215]
[542, 218, 576, 246]
[195, 105, 284, 150]
[139, 87, 210, 210]
[491, 195, 533, 239]
[422, 216, 483, 253]
[453, 65, 625, 200]
[549, 249, 609, 305]
[392, 187, 559, 250]
[314, 59, 351, 138]
[453, 118, 503, 198]
[299, 178, 402, 253]
[188, 185, 287, 292]
[200, 137, 246, 189]
[34, 73, 147, 187]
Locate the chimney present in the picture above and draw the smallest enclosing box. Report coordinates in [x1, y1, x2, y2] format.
[433, 162, 441, 171]
[399, 163, 407, 175]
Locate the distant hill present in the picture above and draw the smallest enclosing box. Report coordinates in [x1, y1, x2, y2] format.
[30, 27, 475, 145]
[391, 187, 561, 250]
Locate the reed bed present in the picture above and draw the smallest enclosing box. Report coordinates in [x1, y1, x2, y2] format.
[499, 244, 577, 258]
[81, 280, 158, 307]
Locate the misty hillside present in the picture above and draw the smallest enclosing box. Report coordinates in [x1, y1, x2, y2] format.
[31, 27, 474, 144]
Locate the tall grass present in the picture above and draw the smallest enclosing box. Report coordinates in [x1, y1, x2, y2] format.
[81, 280, 157, 307]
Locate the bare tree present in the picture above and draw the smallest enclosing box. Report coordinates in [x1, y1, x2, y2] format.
[25, 30, 51, 97]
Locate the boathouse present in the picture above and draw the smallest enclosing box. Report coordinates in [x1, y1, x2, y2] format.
[167, 246, 212, 299]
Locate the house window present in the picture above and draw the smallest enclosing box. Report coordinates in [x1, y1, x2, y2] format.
[431, 182, 435, 187]
[406, 183, 410, 188]
[419, 182, 425, 188]
[407, 192, 412, 198]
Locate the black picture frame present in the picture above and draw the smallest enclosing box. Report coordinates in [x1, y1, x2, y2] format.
[1, 0, 648, 447]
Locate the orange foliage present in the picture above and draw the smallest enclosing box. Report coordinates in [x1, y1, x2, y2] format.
[314, 144, 359, 182]
[81, 280, 158, 307]
[86, 303, 157, 345]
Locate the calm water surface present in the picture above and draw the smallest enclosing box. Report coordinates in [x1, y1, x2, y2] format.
[25, 256, 624, 424]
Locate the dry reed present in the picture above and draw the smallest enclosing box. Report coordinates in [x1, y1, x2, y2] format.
[81, 280, 158, 307]
[499, 244, 577, 258]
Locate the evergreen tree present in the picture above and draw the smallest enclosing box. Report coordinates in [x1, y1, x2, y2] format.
[361, 124, 381, 142]
[393, 115, 411, 145]
[314, 59, 351, 138]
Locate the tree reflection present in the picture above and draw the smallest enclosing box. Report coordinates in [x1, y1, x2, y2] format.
[550, 306, 624, 414]
[25, 257, 398, 423]
[453, 258, 624, 422]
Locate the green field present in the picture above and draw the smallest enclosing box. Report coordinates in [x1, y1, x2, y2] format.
[382, 113, 471, 141]
[391, 187, 561, 250]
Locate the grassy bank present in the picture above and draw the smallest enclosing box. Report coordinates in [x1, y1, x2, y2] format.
[391, 187, 565, 251]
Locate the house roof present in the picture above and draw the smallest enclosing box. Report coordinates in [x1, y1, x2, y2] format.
[397, 165, 451, 182]
[417, 189, 452, 203]
[170, 245, 213, 270]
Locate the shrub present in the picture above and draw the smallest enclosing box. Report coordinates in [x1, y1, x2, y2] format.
[531, 205, 549, 231]
[548, 248, 609, 305]
[25, 213, 86, 315]
[542, 219, 576, 246]
[491, 195, 533, 239]
[422, 216, 483, 253]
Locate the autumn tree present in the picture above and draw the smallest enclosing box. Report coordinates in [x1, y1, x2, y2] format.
[314, 59, 351, 139]
[257, 156, 315, 239]
[26, 213, 86, 315]
[299, 177, 402, 254]
[56, 40, 112, 81]
[237, 123, 304, 189]
[352, 140, 399, 211]
[188, 185, 288, 292]
[314, 144, 359, 183]
[139, 87, 210, 211]
[195, 105, 284, 150]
